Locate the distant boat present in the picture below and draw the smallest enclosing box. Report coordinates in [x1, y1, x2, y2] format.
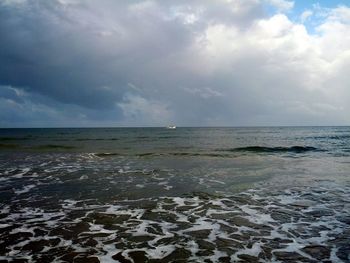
[166, 125, 176, 129]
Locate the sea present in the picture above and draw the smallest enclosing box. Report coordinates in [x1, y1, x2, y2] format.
[0, 127, 349, 262]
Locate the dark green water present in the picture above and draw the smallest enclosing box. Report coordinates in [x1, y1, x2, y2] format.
[0, 127, 349, 262]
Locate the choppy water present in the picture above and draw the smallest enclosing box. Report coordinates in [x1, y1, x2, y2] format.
[0, 127, 349, 262]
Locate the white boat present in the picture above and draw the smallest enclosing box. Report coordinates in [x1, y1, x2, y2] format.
[166, 125, 176, 129]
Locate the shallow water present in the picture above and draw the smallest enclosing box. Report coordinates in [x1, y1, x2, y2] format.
[0, 127, 349, 262]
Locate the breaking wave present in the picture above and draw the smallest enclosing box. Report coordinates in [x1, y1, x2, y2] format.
[220, 146, 322, 154]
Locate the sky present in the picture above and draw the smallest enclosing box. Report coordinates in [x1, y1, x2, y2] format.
[0, 0, 350, 127]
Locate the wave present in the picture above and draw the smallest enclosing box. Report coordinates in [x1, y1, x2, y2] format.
[74, 138, 119, 141]
[157, 136, 179, 139]
[93, 147, 321, 158]
[329, 135, 350, 139]
[135, 136, 150, 139]
[170, 152, 229, 157]
[94, 152, 231, 158]
[0, 143, 77, 151]
[95, 152, 159, 158]
[36, 144, 76, 150]
[310, 135, 350, 140]
[0, 137, 31, 141]
[134, 136, 179, 139]
[94, 152, 121, 157]
[220, 146, 321, 153]
[0, 143, 20, 149]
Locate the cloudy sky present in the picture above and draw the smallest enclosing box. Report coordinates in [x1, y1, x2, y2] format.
[0, 0, 349, 127]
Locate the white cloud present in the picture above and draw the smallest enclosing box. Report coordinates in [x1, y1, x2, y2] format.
[329, 5, 350, 23]
[300, 10, 313, 23]
[265, 0, 294, 12]
[188, 5, 350, 125]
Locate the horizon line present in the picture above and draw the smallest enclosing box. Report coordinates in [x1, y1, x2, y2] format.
[1, 125, 350, 129]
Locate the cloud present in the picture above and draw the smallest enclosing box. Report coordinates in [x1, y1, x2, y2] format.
[0, 0, 27, 5]
[329, 5, 350, 23]
[0, 0, 349, 126]
[265, 0, 294, 12]
[118, 93, 172, 126]
[300, 10, 313, 23]
[0, 85, 123, 127]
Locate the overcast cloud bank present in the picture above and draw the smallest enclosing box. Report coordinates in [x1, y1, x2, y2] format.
[0, 0, 349, 127]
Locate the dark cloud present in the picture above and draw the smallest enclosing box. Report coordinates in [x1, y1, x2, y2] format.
[0, 0, 198, 109]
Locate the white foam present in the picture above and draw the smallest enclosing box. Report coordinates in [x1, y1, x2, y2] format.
[130, 220, 153, 236]
[89, 223, 114, 233]
[158, 181, 173, 190]
[30, 172, 39, 178]
[183, 218, 218, 236]
[12, 168, 31, 179]
[164, 185, 173, 190]
[98, 244, 121, 263]
[271, 239, 315, 261]
[330, 246, 342, 262]
[62, 199, 79, 209]
[231, 242, 263, 261]
[240, 205, 275, 224]
[209, 249, 228, 262]
[187, 240, 200, 259]
[207, 179, 226, 185]
[10, 226, 36, 235]
[146, 245, 176, 259]
[278, 194, 299, 205]
[14, 184, 36, 194]
[172, 197, 186, 206]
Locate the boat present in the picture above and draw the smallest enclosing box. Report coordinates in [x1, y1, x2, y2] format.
[166, 125, 176, 129]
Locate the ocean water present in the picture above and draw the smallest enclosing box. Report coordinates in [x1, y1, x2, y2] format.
[0, 127, 349, 262]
